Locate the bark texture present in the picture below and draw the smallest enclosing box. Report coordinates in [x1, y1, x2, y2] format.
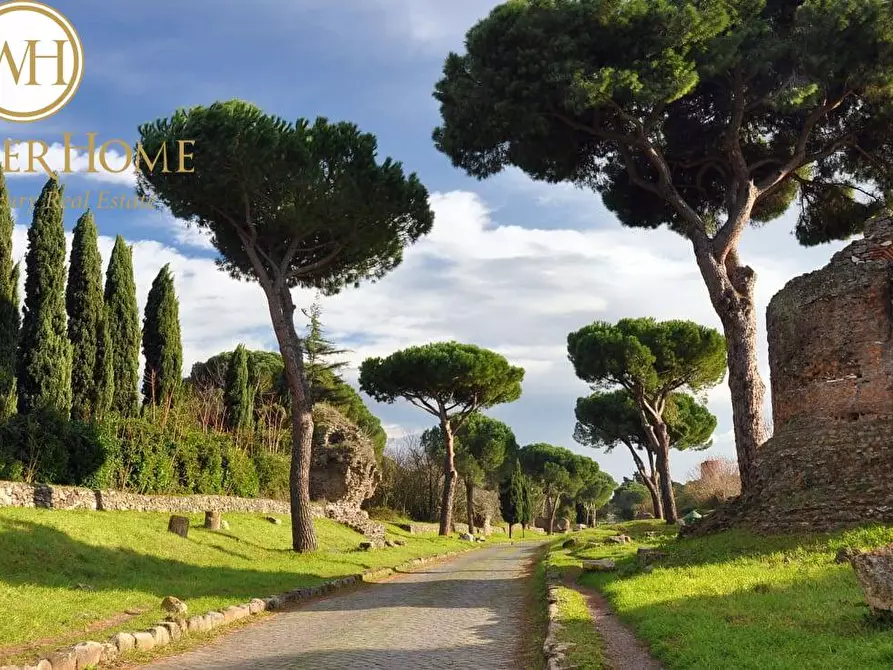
[439, 418, 457, 536]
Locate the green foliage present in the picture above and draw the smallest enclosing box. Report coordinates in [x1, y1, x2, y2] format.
[17, 178, 72, 417]
[252, 452, 291, 501]
[303, 300, 349, 403]
[360, 341, 525, 425]
[455, 413, 517, 486]
[66, 211, 104, 421]
[575, 388, 716, 453]
[433, 0, 893, 245]
[611, 478, 651, 521]
[94, 313, 114, 420]
[104, 236, 140, 416]
[500, 459, 526, 530]
[224, 344, 254, 431]
[136, 100, 434, 294]
[141, 264, 182, 407]
[222, 446, 260, 498]
[0, 167, 18, 421]
[567, 318, 726, 396]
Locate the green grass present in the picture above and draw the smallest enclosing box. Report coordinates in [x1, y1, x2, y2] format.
[555, 521, 893, 670]
[549, 584, 605, 669]
[0, 508, 480, 664]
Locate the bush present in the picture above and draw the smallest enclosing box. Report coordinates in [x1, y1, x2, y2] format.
[253, 452, 290, 500]
[0, 412, 73, 483]
[366, 506, 411, 523]
[222, 446, 260, 498]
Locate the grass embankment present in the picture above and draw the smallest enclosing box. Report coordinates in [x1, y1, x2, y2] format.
[0, 508, 483, 664]
[551, 520, 893, 670]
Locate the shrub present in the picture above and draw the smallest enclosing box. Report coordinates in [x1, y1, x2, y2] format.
[252, 452, 290, 500]
[222, 446, 260, 498]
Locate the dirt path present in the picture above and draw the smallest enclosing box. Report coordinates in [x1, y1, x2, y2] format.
[574, 580, 663, 670]
[139, 543, 540, 670]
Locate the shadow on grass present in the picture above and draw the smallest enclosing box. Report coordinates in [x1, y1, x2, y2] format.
[0, 519, 541, 610]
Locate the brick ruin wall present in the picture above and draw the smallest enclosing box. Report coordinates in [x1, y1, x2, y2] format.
[689, 214, 893, 535]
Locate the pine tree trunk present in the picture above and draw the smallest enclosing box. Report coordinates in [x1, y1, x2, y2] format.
[466, 478, 475, 535]
[694, 245, 767, 494]
[439, 417, 457, 536]
[264, 283, 317, 553]
[547, 495, 557, 535]
[654, 422, 678, 524]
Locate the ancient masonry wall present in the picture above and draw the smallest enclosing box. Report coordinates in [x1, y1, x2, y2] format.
[688, 214, 893, 535]
[0, 480, 386, 544]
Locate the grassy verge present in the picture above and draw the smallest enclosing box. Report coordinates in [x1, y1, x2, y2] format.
[557, 520, 893, 669]
[518, 544, 549, 670]
[0, 507, 487, 665]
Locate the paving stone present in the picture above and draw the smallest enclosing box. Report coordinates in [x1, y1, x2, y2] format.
[143, 545, 537, 669]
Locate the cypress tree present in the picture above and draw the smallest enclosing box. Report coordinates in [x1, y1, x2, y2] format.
[0, 166, 19, 419]
[104, 235, 140, 415]
[17, 177, 73, 417]
[224, 344, 253, 430]
[142, 264, 182, 407]
[66, 211, 104, 421]
[94, 312, 114, 420]
[500, 459, 526, 539]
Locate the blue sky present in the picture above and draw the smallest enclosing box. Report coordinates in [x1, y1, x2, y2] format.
[6, 0, 852, 483]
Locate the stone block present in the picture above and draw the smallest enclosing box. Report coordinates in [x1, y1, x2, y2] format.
[73, 641, 103, 669]
[205, 611, 225, 628]
[149, 625, 170, 646]
[131, 631, 156, 651]
[264, 596, 281, 611]
[582, 559, 616, 572]
[249, 598, 266, 614]
[167, 515, 190, 538]
[852, 545, 893, 613]
[47, 649, 77, 670]
[100, 642, 118, 663]
[111, 632, 135, 653]
[159, 620, 182, 641]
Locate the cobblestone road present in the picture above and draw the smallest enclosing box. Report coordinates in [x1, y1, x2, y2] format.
[143, 543, 539, 669]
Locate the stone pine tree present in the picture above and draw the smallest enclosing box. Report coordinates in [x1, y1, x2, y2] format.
[0, 166, 18, 420]
[104, 236, 140, 416]
[455, 413, 515, 534]
[500, 458, 526, 539]
[433, 0, 893, 493]
[137, 101, 433, 553]
[360, 341, 524, 536]
[142, 264, 183, 410]
[66, 211, 104, 421]
[224, 344, 254, 431]
[17, 177, 73, 417]
[567, 318, 725, 523]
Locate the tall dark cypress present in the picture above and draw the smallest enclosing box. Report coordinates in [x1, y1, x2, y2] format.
[0, 165, 17, 420]
[17, 177, 73, 417]
[104, 235, 140, 415]
[224, 344, 253, 430]
[142, 264, 182, 407]
[66, 210, 104, 421]
[94, 311, 114, 420]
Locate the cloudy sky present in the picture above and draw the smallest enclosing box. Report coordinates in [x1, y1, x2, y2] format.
[6, 0, 851, 483]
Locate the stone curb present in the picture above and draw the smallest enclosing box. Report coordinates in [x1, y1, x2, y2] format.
[542, 549, 575, 670]
[5, 548, 476, 670]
